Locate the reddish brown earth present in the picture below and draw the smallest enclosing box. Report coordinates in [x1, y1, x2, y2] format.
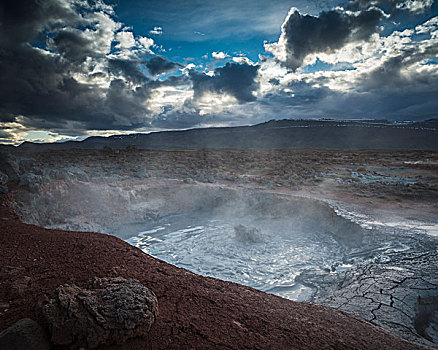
[0, 192, 428, 350]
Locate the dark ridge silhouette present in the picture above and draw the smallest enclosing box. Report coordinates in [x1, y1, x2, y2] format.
[15, 118, 438, 151]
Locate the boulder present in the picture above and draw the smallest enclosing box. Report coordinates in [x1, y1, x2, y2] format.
[10, 276, 31, 298]
[42, 277, 158, 349]
[0, 318, 50, 350]
[0, 185, 8, 194]
[131, 166, 151, 179]
[0, 266, 32, 299]
[0, 152, 19, 182]
[0, 171, 8, 185]
[19, 158, 36, 173]
[47, 168, 71, 181]
[18, 173, 42, 193]
[234, 224, 264, 243]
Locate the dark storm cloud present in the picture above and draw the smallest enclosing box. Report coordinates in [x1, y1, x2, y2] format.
[12, 75, 153, 135]
[321, 84, 438, 120]
[259, 77, 438, 121]
[364, 44, 438, 89]
[0, 0, 83, 47]
[151, 110, 204, 129]
[280, 8, 383, 70]
[0, 41, 190, 134]
[0, 130, 13, 139]
[0, 0, 182, 135]
[108, 59, 149, 84]
[260, 80, 332, 116]
[52, 30, 95, 62]
[0, 42, 154, 134]
[189, 62, 260, 102]
[261, 3, 438, 121]
[146, 56, 183, 75]
[0, 44, 70, 122]
[259, 50, 438, 120]
[153, 74, 189, 87]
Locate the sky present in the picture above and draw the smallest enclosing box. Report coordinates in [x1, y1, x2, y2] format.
[0, 0, 437, 144]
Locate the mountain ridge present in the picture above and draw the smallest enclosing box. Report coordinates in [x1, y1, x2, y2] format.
[12, 118, 438, 151]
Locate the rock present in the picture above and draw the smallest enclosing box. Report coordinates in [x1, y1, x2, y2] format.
[19, 158, 36, 173]
[42, 277, 158, 349]
[0, 171, 8, 185]
[65, 167, 89, 182]
[0, 152, 19, 182]
[18, 173, 42, 193]
[125, 145, 138, 152]
[0, 185, 8, 194]
[10, 276, 31, 298]
[0, 266, 32, 299]
[0, 318, 50, 350]
[132, 167, 151, 179]
[47, 168, 70, 181]
[234, 224, 264, 243]
[183, 178, 195, 184]
[0, 266, 25, 278]
[102, 146, 114, 154]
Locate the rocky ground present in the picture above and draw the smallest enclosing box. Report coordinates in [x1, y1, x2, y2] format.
[6, 147, 438, 199]
[1, 147, 437, 349]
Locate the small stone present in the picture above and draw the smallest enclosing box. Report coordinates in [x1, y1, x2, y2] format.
[0, 318, 50, 350]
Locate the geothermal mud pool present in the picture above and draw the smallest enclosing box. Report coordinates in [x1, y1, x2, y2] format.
[122, 201, 357, 301]
[15, 179, 382, 302]
[109, 188, 437, 315]
[7, 149, 438, 348]
[118, 194, 375, 301]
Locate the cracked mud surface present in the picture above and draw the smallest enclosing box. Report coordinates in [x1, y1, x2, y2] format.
[313, 250, 438, 348]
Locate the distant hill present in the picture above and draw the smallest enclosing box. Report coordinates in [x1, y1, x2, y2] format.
[16, 118, 438, 151]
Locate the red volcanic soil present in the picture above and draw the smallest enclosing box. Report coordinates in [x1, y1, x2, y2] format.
[0, 193, 426, 350]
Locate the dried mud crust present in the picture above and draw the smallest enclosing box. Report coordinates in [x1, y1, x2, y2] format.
[0, 195, 428, 350]
[313, 251, 438, 348]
